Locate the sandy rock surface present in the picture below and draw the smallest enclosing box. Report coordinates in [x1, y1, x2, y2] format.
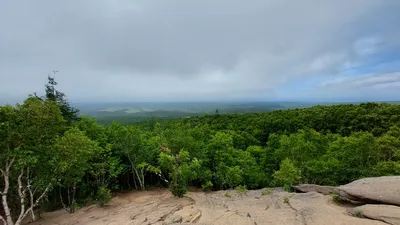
[27, 188, 387, 225]
[292, 184, 336, 195]
[351, 204, 400, 225]
[337, 176, 400, 205]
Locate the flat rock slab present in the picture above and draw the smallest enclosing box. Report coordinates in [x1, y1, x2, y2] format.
[293, 184, 337, 195]
[351, 204, 400, 225]
[337, 176, 400, 206]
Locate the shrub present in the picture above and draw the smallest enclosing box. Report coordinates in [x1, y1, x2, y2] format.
[331, 193, 342, 204]
[224, 192, 232, 198]
[96, 187, 112, 207]
[354, 208, 364, 218]
[261, 188, 272, 196]
[201, 181, 213, 192]
[283, 184, 291, 192]
[170, 183, 187, 197]
[235, 185, 247, 195]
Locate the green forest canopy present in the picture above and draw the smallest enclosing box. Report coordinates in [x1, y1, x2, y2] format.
[1, 77, 400, 224]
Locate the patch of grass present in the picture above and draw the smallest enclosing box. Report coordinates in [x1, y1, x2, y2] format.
[201, 181, 213, 192]
[261, 189, 273, 196]
[235, 185, 247, 195]
[283, 196, 290, 204]
[283, 184, 291, 192]
[331, 193, 344, 204]
[354, 208, 364, 218]
[224, 192, 232, 199]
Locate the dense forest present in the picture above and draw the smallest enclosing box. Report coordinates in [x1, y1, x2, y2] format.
[1, 78, 400, 225]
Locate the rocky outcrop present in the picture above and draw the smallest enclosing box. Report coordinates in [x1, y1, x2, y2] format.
[337, 176, 400, 205]
[293, 184, 337, 195]
[351, 204, 400, 225]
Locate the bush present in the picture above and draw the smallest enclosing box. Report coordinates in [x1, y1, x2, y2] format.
[201, 181, 213, 192]
[96, 187, 112, 207]
[283, 184, 291, 192]
[261, 188, 272, 196]
[331, 193, 343, 204]
[354, 209, 364, 218]
[235, 185, 247, 195]
[170, 183, 187, 197]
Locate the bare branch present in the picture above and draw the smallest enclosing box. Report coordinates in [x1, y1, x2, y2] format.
[0, 168, 4, 177]
[16, 183, 51, 224]
[20, 208, 32, 224]
[33, 187, 37, 196]
[33, 184, 51, 207]
[7, 158, 15, 172]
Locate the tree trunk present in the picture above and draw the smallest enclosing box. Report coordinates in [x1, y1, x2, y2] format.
[71, 184, 76, 213]
[133, 167, 144, 190]
[28, 190, 36, 222]
[1, 159, 15, 225]
[140, 168, 146, 191]
[59, 187, 68, 212]
[16, 169, 27, 225]
[15, 185, 50, 225]
[132, 173, 138, 190]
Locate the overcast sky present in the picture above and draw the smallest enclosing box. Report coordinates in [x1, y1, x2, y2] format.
[1, 0, 400, 103]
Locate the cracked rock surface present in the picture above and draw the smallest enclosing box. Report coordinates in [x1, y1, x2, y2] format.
[27, 188, 386, 225]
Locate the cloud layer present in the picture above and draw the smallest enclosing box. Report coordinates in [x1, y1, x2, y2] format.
[1, 0, 399, 103]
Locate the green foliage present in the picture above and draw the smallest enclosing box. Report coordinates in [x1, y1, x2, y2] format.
[261, 188, 273, 196]
[159, 149, 200, 197]
[235, 185, 247, 195]
[354, 209, 364, 218]
[169, 183, 188, 197]
[96, 187, 112, 207]
[43, 74, 79, 124]
[331, 193, 343, 204]
[2, 77, 400, 221]
[273, 158, 301, 187]
[201, 181, 213, 192]
[224, 192, 232, 198]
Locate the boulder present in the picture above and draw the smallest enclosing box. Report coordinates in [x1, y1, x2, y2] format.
[337, 176, 400, 206]
[351, 204, 400, 225]
[292, 184, 337, 195]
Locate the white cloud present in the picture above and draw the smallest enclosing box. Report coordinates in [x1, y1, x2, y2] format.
[0, 0, 399, 102]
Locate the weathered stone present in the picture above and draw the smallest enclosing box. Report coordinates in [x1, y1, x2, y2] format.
[337, 176, 400, 205]
[293, 184, 337, 195]
[351, 204, 400, 225]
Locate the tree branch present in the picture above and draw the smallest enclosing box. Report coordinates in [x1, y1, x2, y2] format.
[15, 183, 52, 224]
[7, 158, 15, 172]
[20, 208, 33, 224]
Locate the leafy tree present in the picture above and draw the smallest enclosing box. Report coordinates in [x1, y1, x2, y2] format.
[36, 71, 79, 125]
[0, 98, 66, 225]
[159, 147, 200, 197]
[272, 158, 301, 187]
[53, 128, 100, 213]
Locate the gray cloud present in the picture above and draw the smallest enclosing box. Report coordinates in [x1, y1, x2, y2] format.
[1, 0, 399, 103]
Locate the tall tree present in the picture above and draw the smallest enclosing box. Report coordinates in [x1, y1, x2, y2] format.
[42, 71, 79, 124]
[0, 97, 66, 225]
